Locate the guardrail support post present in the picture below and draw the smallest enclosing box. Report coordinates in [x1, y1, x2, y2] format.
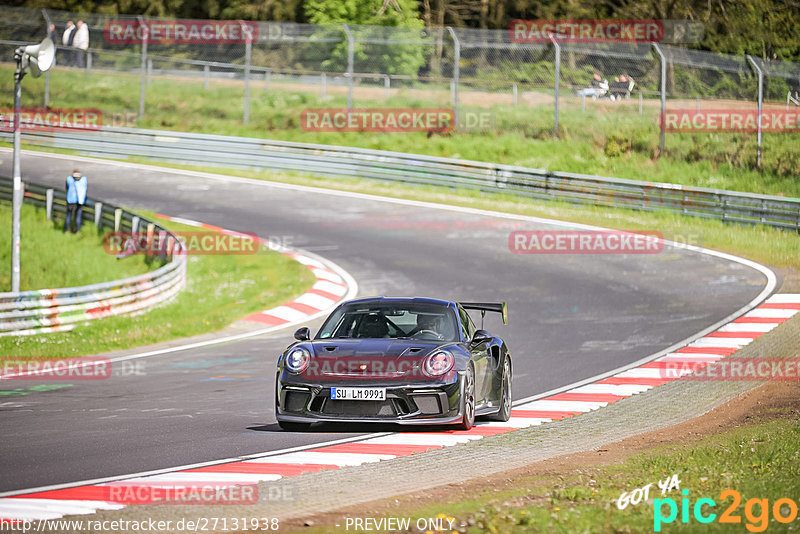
[131, 216, 140, 234]
[342, 24, 354, 112]
[746, 55, 763, 169]
[550, 35, 560, 136]
[447, 27, 460, 125]
[94, 201, 103, 228]
[652, 43, 667, 155]
[46, 188, 53, 220]
[138, 16, 148, 118]
[114, 208, 122, 231]
[240, 21, 252, 126]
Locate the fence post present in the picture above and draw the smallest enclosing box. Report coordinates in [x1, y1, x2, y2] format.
[447, 27, 460, 125]
[114, 208, 122, 231]
[94, 201, 103, 228]
[550, 35, 560, 136]
[513, 83, 518, 106]
[203, 64, 210, 89]
[580, 93, 585, 112]
[131, 216, 140, 234]
[146, 58, 152, 84]
[265, 68, 271, 90]
[384, 74, 390, 99]
[652, 43, 666, 154]
[137, 16, 148, 118]
[342, 24, 354, 112]
[746, 55, 763, 169]
[86, 50, 92, 76]
[321, 72, 326, 98]
[46, 188, 53, 220]
[44, 69, 50, 107]
[240, 21, 252, 125]
[639, 91, 643, 115]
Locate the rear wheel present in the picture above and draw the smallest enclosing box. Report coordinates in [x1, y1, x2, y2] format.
[456, 365, 476, 430]
[488, 357, 512, 422]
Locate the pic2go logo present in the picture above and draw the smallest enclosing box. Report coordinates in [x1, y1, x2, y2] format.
[654, 489, 800, 532]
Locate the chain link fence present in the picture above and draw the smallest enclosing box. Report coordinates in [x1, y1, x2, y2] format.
[1, 6, 799, 175]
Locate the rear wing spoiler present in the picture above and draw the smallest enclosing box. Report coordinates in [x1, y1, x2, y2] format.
[459, 302, 508, 325]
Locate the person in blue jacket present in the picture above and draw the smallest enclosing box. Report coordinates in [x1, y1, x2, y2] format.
[64, 168, 88, 233]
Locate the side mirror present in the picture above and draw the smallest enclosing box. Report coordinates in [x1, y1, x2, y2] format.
[294, 327, 310, 341]
[471, 329, 491, 344]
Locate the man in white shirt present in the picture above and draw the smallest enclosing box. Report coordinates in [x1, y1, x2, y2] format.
[73, 20, 90, 69]
[62, 21, 75, 66]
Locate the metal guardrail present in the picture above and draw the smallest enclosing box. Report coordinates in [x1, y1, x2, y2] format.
[0, 177, 186, 336]
[2, 126, 798, 232]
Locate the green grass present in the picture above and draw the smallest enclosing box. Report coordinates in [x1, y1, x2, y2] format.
[3, 65, 799, 197]
[0, 202, 152, 291]
[0, 211, 316, 359]
[299, 407, 800, 533]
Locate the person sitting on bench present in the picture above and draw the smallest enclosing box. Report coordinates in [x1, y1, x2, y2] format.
[577, 72, 609, 99]
[609, 74, 635, 101]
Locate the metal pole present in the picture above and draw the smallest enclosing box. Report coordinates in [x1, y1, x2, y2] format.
[204, 64, 209, 89]
[746, 55, 763, 169]
[384, 74, 390, 99]
[11, 64, 23, 292]
[513, 83, 518, 106]
[447, 27, 460, 125]
[44, 70, 50, 107]
[265, 68, 271, 90]
[652, 43, 667, 154]
[86, 50, 92, 76]
[240, 21, 251, 125]
[321, 72, 326, 98]
[146, 58, 152, 84]
[550, 35, 560, 136]
[138, 16, 147, 118]
[639, 91, 643, 115]
[343, 24, 354, 112]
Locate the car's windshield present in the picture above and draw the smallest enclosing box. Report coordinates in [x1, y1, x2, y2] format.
[316, 302, 458, 342]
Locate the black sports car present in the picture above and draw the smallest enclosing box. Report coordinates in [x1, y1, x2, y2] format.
[274, 297, 511, 431]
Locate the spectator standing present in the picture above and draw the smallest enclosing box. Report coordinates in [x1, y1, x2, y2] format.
[64, 169, 88, 233]
[62, 21, 75, 66]
[47, 24, 57, 66]
[74, 21, 89, 69]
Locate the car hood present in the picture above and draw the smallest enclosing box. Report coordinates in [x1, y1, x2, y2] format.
[301, 339, 450, 381]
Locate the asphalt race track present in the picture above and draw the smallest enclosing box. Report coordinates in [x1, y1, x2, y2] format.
[0, 150, 772, 494]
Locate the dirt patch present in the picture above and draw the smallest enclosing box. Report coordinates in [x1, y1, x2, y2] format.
[284, 378, 800, 531]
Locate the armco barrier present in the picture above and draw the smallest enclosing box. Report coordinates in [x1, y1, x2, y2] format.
[1, 126, 798, 231]
[0, 177, 186, 336]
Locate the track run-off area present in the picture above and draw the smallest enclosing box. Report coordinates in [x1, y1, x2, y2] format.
[0, 148, 790, 524]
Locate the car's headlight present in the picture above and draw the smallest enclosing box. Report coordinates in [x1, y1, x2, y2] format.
[423, 350, 454, 377]
[285, 347, 310, 373]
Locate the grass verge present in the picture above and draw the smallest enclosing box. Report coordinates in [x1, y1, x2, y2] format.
[0, 211, 316, 359]
[2, 65, 798, 196]
[302, 384, 800, 533]
[0, 201, 152, 291]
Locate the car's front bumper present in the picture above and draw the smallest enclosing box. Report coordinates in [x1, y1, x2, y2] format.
[276, 373, 464, 425]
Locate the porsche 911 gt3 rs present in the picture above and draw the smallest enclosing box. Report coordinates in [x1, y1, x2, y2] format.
[274, 297, 510, 431]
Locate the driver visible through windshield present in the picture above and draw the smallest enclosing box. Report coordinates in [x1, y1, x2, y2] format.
[316, 302, 458, 342]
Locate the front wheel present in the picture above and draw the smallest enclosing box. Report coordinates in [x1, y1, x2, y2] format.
[488, 357, 512, 422]
[455, 365, 476, 430]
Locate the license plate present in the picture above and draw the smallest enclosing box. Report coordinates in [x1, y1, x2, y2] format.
[330, 387, 386, 401]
